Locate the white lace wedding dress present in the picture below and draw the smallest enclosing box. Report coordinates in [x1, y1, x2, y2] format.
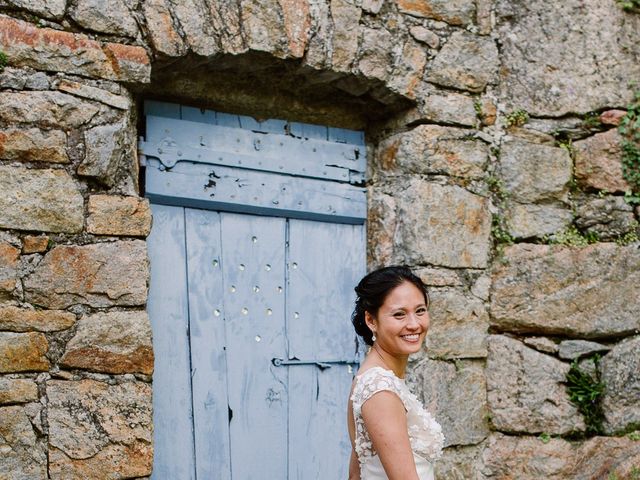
[351, 366, 444, 480]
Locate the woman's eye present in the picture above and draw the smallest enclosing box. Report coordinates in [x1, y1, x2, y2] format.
[393, 312, 405, 318]
[416, 308, 427, 315]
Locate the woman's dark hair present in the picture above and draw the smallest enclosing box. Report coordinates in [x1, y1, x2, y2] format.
[351, 265, 429, 346]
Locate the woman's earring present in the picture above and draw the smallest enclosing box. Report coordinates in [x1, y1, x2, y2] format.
[372, 333, 377, 342]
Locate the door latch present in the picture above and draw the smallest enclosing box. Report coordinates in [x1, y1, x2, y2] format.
[272, 358, 358, 370]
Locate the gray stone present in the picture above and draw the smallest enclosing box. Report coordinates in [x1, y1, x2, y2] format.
[499, 139, 572, 203]
[495, 0, 640, 116]
[416, 88, 478, 127]
[240, 0, 288, 56]
[523, 336, 559, 354]
[56, 79, 130, 110]
[366, 187, 396, 268]
[506, 203, 573, 239]
[0, 406, 47, 479]
[409, 26, 440, 49]
[142, 0, 188, 56]
[393, 179, 491, 268]
[47, 379, 152, 478]
[0, 127, 69, 163]
[357, 27, 393, 81]
[61, 311, 153, 375]
[330, 0, 362, 71]
[397, 0, 476, 26]
[69, 0, 138, 37]
[0, 0, 66, 19]
[558, 339, 610, 360]
[600, 336, 640, 434]
[486, 335, 585, 434]
[409, 359, 489, 447]
[0, 305, 76, 332]
[0, 378, 38, 404]
[361, 0, 384, 14]
[86, 195, 152, 237]
[435, 444, 483, 480]
[481, 432, 640, 479]
[0, 241, 19, 299]
[574, 129, 630, 193]
[427, 31, 499, 92]
[575, 195, 636, 241]
[414, 267, 463, 288]
[490, 243, 640, 338]
[24, 241, 149, 309]
[375, 125, 489, 179]
[0, 166, 84, 233]
[424, 288, 488, 359]
[387, 39, 428, 99]
[77, 119, 130, 187]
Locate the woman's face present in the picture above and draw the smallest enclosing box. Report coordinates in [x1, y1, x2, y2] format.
[366, 281, 430, 357]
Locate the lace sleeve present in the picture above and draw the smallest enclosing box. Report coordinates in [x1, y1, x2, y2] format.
[351, 367, 407, 416]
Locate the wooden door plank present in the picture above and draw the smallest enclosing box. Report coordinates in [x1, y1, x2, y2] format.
[185, 208, 231, 480]
[147, 204, 196, 479]
[328, 127, 366, 146]
[181, 105, 217, 124]
[144, 100, 181, 118]
[221, 213, 288, 479]
[287, 219, 366, 479]
[216, 112, 241, 128]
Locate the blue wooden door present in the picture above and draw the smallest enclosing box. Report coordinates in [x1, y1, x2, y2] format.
[143, 102, 366, 479]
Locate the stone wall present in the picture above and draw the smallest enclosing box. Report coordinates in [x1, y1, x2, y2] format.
[0, 0, 638, 479]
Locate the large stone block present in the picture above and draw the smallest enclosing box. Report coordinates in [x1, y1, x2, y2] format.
[0, 306, 76, 332]
[0, 15, 150, 82]
[499, 138, 572, 203]
[0, 0, 66, 19]
[142, 0, 188, 56]
[393, 179, 491, 268]
[77, 119, 132, 187]
[0, 378, 38, 404]
[0, 405, 47, 479]
[23, 241, 149, 309]
[600, 336, 640, 434]
[87, 195, 152, 237]
[0, 241, 19, 298]
[47, 379, 152, 479]
[367, 187, 396, 268]
[495, 0, 640, 116]
[56, 79, 130, 111]
[435, 444, 483, 480]
[0, 166, 84, 233]
[575, 195, 636, 240]
[481, 433, 640, 479]
[357, 27, 393, 81]
[240, 0, 288, 55]
[0, 128, 69, 163]
[427, 31, 498, 92]
[0, 332, 50, 373]
[424, 288, 488, 359]
[375, 125, 489, 180]
[397, 0, 476, 26]
[61, 310, 153, 375]
[486, 335, 585, 435]
[490, 243, 640, 338]
[387, 39, 427, 99]
[506, 203, 573, 240]
[409, 359, 489, 447]
[417, 88, 478, 127]
[574, 129, 630, 193]
[69, 0, 138, 37]
[330, 0, 361, 71]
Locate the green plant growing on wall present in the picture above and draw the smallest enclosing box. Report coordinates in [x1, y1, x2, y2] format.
[0, 51, 8, 72]
[505, 109, 529, 127]
[582, 112, 602, 131]
[538, 432, 551, 444]
[616, 0, 640, 11]
[544, 225, 599, 247]
[616, 221, 640, 246]
[620, 90, 640, 201]
[565, 354, 605, 435]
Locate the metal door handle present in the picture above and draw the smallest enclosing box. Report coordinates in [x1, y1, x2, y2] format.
[272, 358, 358, 370]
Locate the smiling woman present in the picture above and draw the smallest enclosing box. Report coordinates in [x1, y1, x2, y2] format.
[347, 266, 444, 480]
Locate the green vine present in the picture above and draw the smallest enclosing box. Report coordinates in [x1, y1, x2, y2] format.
[620, 91, 640, 198]
[565, 354, 605, 435]
[616, 0, 640, 11]
[0, 51, 7, 72]
[543, 225, 599, 247]
[505, 109, 529, 128]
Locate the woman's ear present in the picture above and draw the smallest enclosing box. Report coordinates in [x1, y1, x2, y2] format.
[364, 310, 376, 332]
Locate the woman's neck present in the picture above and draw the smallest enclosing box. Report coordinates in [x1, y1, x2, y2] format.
[371, 344, 408, 379]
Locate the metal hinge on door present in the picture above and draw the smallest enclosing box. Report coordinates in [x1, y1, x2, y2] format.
[272, 358, 358, 371]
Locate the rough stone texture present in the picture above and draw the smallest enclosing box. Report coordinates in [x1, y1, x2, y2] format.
[0, 306, 75, 332]
[435, 444, 483, 480]
[0, 405, 47, 479]
[414, 267, 463, 287]
[0, 378, 39, 404]
[24, 241, 149, 309]
[56, 79, 130, 110]
[574, 129, 630, 193]
[47, 379, 152, 479]
[61, 311, 153, 375]
[375, 125, 489, 179]
[495, 0, 640, 116]
[481, 433, 640, 479]
[0, 241, 20, 299]
[499, 139, 572, 203]
[523, 336, 559, 354]
[0, 16, 151, 83]
[0, 332, 50, 373]
[0, 0, 66, 19]
[490, 243, 640, 338]
[357, 27, 393, 81]
[397, 0, 476, 26]
[427, 31, 499, 92]
[367, 187, 396, 268]
[416, 89, 478, 127]
[240, 0, 288, 56]
[0, 166, 84, 234]
[600, 336, 640, 434]
[409, 359, 489, 447]
[575, 195, 637, 240]
[424, 288, 488, 359]
[600, 109, 627, 127]
[142, 0, 188, 57]
[409, 26, 440, 49]
[22, 235, 49, 254]
[387, 39, 427, 99]
[506, 203, 573, 240]
[0, 127, 69, 163]
[69, 0, 138, 37]
[486, 335, 585, 434]
[87, 195, 152, 237]
[393, 179, 491, 268]
[330, 0, 362, 71]
[78, 119, 131, 187]
[558, 339, 610, 360]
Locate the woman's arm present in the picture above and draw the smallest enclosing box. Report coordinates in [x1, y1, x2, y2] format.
[348, 448, 360, 480]
[361, 391, 420, 480]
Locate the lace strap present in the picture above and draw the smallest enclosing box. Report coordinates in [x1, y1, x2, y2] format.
[351, 367, 406, 415]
